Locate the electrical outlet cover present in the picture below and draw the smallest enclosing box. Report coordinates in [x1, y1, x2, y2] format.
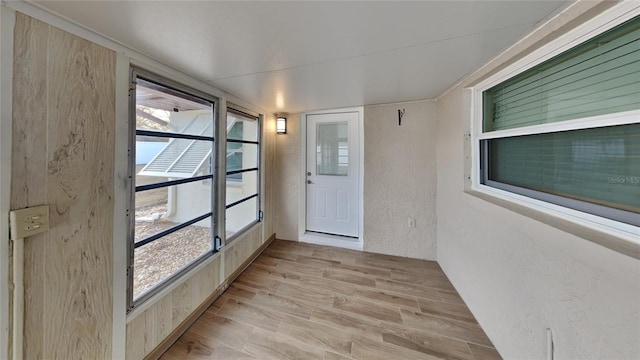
[9, 205, 49, 240]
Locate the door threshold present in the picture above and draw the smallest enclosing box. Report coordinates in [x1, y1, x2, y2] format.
[300, 232, 363, 251]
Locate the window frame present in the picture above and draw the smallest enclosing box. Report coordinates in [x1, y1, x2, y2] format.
[470, 4, 640, 240]
[127, 67, 220, 312]
[224, 106, 263, 243]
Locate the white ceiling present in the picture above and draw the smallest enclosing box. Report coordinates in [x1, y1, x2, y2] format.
[35, 1, 568, 113]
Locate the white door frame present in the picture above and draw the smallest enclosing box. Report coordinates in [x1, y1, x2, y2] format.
[0, 5, 14, 359]
[298, 107, 364, 250]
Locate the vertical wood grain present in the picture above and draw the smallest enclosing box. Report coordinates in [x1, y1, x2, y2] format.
[171, 281, 192, 328]
[12, 13, 116, 359]
[153, 294, 173, 347]
[13, 10, 273, 360]
[224, 226, 262, 276]
[127, 309, 152, 360]
[46, 24, 115, 359]
[11, 14, 49, 360]
[126, 226, 265, 359]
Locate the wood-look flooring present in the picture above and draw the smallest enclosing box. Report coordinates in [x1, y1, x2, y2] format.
[160, 240, 501, 360]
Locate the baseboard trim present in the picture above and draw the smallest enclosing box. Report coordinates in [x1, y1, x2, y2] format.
[143, 233, 276, 360]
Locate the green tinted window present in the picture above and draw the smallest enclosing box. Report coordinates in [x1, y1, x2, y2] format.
[483, 16, 640, 132]
[486, 124, 640, 215]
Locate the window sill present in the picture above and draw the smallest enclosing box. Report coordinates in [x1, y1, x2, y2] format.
[465, 185, 640, 260]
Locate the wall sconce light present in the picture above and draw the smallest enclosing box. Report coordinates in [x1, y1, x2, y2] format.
[276, 117, 287, 134]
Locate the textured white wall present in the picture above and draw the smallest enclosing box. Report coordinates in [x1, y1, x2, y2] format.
[363, 101, 437, 260]
[274, 103, 438, 261]
[435, 1, 640, 357]
[437, 85, 640, 360]
[274, 113, 300, 241]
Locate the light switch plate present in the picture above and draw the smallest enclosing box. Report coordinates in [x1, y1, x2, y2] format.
[9, 205, 49, 240]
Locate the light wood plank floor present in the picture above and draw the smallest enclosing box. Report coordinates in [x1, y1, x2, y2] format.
[160, 240, 501, 360]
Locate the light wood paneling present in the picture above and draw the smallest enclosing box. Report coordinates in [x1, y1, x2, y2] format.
[127, 226, 275, 359]
[125, 256, 221, 359]
[224, 225, 262, 275]
[13, 12, 276, 360]
[153, 295, 174, 347]
[126, 309, 153, 360]
[12, 14, 49, 360]
[12, 13, 115, 359]
[163, 240, 502, 359]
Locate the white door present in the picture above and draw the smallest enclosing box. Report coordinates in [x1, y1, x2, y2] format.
[306, 112, 359, 237]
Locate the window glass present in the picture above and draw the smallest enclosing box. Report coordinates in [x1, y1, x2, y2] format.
[227, 111, 259, 141]
[226, 197, 258, 238]
[136, 79, 214, 137]
[131, 74, 215, 305]
[134, 224, 211, 299]
[483, 16, 640, 132]
[316, 122, 349, 176]
[486, 124, 640, 215]
[225, 109, 260, 239]
[480, 16, 640, 227]
[227, 143, 258, 173]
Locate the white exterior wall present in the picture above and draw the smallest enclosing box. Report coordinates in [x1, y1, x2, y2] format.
[435, 2, 640, 358]
[166, 109, 261, 231]
[274, 103, 438, 261]
[437, 86, 639, 359]
[274, 113, 301, 241]
[363, 100, 437, 260]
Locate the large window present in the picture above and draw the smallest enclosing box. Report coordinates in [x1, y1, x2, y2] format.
[477, 15, 639, 227]
[225, 108, 261, 239]
[128, 69, 218, 310]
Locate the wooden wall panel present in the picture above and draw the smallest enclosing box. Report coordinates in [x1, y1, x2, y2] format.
[126, 309, 152, 360]
[12, 14, 49, 360]
[12, 8, 274, 360]
[152, 294, 173, 346]
[12, 13, 116, 359]
[125, 225, 267, 360]
[125, 256, 222, 360]
[224, 225, 262, 275]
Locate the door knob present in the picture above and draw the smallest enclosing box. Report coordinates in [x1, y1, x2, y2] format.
[307, 180, 313, 184]
[307, 172, 312, 176]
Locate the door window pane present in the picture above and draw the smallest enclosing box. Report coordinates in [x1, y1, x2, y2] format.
[317, 122, 348, 176]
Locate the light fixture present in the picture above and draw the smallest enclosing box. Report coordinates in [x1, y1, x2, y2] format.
[276, 117, 287, 134]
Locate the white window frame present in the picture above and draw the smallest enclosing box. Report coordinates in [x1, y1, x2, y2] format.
[469, 3, 640, 247]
